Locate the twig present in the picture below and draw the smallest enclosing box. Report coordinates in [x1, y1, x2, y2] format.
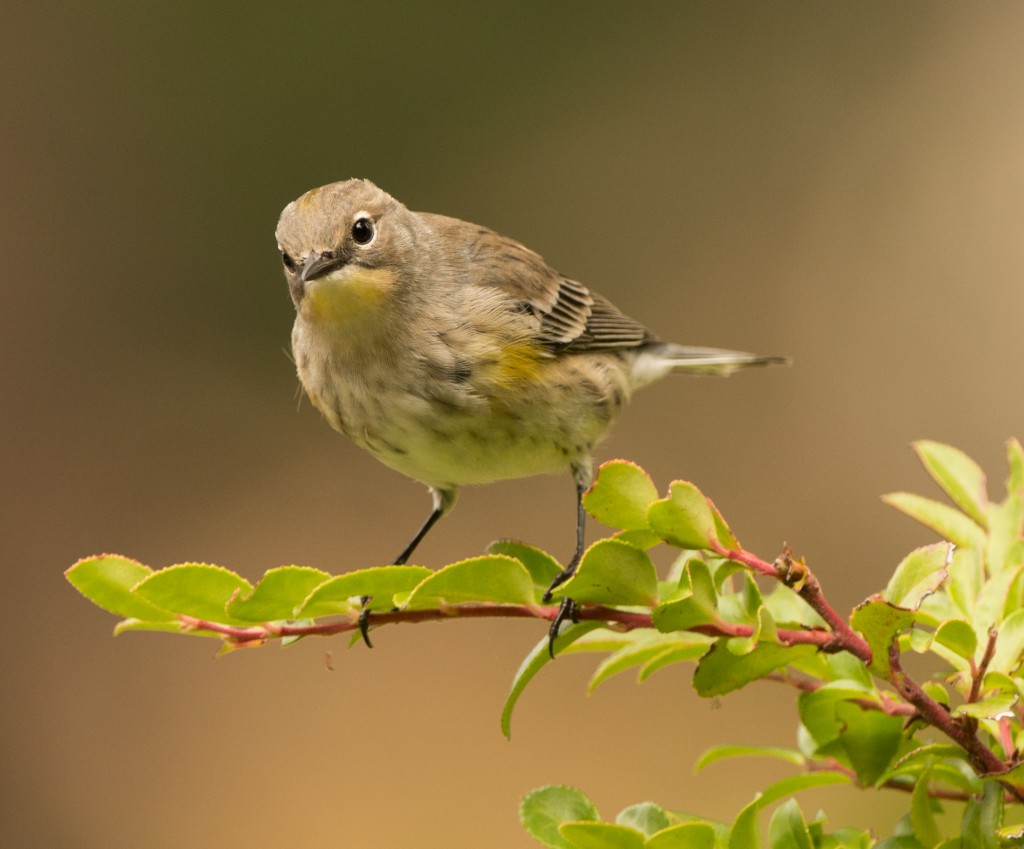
[178, 603, 841, 650]
[709, 541, 873, 664]
[887, 643, 1011, 782]
[968, 628, 998, 704]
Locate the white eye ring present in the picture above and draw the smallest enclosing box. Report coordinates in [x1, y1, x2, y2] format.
[351, 212, 375, 246]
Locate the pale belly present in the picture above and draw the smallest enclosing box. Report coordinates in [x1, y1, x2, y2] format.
[318, 380, 591, 488]
[293, 319, 629, 489]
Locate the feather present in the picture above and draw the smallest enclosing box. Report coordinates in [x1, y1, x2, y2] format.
[430, 215, 658, 354]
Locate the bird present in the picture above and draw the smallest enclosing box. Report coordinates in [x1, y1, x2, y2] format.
[275, 178, 786, 649]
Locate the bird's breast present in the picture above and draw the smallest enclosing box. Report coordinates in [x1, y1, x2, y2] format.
[291, 315, 633, 489]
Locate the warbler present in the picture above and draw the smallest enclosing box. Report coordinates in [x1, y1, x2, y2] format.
[276, 178, 786, 647]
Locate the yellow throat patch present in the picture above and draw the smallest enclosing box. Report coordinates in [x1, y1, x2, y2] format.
[305, 267, 397, 326]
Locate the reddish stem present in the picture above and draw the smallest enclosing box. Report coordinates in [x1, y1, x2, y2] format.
[179, 603, 837, 650]
[969, 628, 998, 704]
[887, 642, 1009, 779]
[709, 541, 872, 664]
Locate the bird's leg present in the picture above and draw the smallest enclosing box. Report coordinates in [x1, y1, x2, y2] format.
[358, 488, 453, 648]
[543, 475, 588, 655]
[392, 503, 445, 566]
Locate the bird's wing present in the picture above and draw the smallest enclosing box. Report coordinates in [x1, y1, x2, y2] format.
[434, 215, 657, 352]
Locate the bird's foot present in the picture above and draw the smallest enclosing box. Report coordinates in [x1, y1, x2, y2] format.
[547, 597, 579, 658]
[357, 595, 374, 649]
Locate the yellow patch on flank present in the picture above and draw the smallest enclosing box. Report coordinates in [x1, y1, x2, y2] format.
[306, 267, 397, 325]
[490, 340, 545, 388]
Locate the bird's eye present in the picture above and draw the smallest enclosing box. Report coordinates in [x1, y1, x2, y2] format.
[281, 252, 297, 272]
[352, 216, 375, 245]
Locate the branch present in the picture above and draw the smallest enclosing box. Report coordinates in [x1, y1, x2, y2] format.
[179, 603, 841, 651]
[968, 628, 998, 704]
[709, 541, 873, 664]
[810, 758, 1022, 803]
[887, 642, 1011, 782]
[711, 540, 1018, 785]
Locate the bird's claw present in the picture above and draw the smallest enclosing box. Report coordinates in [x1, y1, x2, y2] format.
[357, 602, 374, 649]
[547, 597, 579, 657]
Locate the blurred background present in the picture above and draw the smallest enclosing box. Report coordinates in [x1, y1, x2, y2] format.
[4, 2, 1024, 846]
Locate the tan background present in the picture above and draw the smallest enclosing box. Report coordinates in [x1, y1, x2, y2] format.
[5, 3, 1024, 846]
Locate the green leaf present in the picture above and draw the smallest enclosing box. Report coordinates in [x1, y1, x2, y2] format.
[729, 798, 762, 849]
[559, 823, 645, 849]
[559, 630, 636, 656]
[520, 786, 600, 849]
[989, 608, 1024, 674]
[648, 481, 716, 550]
[717, 571, 766, 633]
[584, 460, 659, 531]
[225, 566, 331, 622]
[588, 636, 699, 692]
[952, 693, 1017, 719]
[913, 440, 988, 527]
[645, 822, 718, 849]
[996, 761, 1024, 791]
[823, 652, 875, 688]
[65, 555, 171, 621]
[763, 583, 825, 629]
[797, 682, 880, 748]
[850, 599, 916, 679]
[987, 492, 1024, 573]
[637, 640, 713, 682]
[614, 529, 665, 551]
[883, 543, 951, 610]
[888, 745, 980, 796]
[811, 826, 873, 849]
[1007, 438, 1024, 496]
[695, 745, 805, 773]
[891, 744, 971, 771]
[916, 591, 960, 629]
[652, 560, 719, 632]
[909, 767, 942, 849]
[905, 763, 979, 796]
[872, 837, 925, 849]
[757, 772, 852, 806]
[976, 564, 1024, 632]
[708, 498, 740, 550]
[728, 774, 850, 849]
[405, 555, 535, 610]
[502, 622, 605, 739]
[616, 803, 671, 838]
[113, 618, 192, 636]
[980, 670, 1018, 697]
[553, 539, 658, 607]
[948, 548, 983, 619]
[693, 640, 817, 697]
[726, 606, 778, 657]
[767, 799, 812, 849]
[132, 563, 253, 624]
[296, 565, 432, 617]
[997, 823, 1024, 844]
[488, 540, 563, 587]
[933, 619, 978, 662]
[833, 701, 904, 786]
[882, 492, 987, 550]
[960, 780, 1002, 849]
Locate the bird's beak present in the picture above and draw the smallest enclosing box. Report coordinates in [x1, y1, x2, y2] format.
[301, 251, 347, 283]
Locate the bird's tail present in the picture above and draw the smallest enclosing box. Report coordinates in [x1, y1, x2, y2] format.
[630, 342, 789, 388]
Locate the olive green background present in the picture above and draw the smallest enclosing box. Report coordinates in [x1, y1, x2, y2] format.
[5, 3, 1024, 846]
